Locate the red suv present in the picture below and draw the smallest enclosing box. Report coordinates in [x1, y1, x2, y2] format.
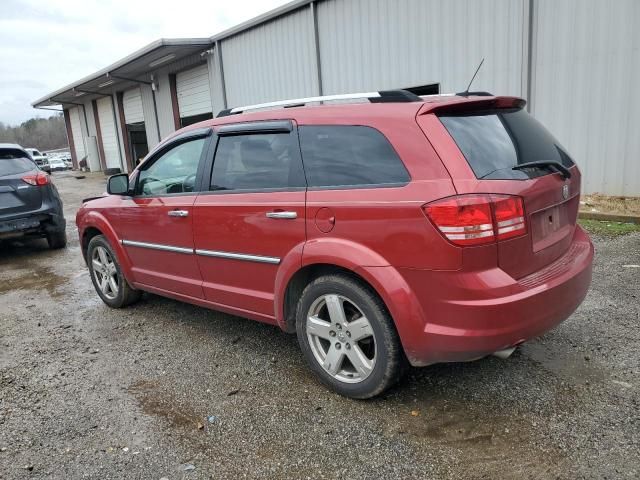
[76, 91, 594, 399]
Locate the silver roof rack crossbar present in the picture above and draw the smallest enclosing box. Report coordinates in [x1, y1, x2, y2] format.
[217, 89, 423, 117]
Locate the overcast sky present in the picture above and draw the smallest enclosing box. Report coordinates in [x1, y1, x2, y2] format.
[0, 0, 290, 126]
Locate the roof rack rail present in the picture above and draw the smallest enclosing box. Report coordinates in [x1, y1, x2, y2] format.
[455, 91, 493, 97]
[216, 89, 422, 117]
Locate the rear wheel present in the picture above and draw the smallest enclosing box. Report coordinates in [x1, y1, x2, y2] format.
[296, 274, 406, 399]
[46, 230, 67, 249]
[87, 235, 141, 308]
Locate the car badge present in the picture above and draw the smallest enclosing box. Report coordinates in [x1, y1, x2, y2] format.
[562, 184, 569, 200]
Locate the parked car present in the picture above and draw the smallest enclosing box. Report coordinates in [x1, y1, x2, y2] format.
[24, 147, 51, 173]
[48, 158, 68, 171]
[50, 151, 73, 169]
[0, 144, 66, 248]
[76, 91, 594, 399]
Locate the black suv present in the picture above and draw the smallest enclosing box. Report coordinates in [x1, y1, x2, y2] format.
[0, 144, 66, 248]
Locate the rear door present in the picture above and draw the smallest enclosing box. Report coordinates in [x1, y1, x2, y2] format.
[192, 121, 306, 319]
[0, 153, 43, 219]
[419, 103, 580, 279]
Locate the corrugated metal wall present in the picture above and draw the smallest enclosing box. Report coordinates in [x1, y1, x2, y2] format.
[140, 85, 160, 148]
[206, 49, 225, 116]
[61, 0, 636, 195]
[530, 0, 640, 195]
[220, 6, 319, 107]
[316, 0, 526, 96]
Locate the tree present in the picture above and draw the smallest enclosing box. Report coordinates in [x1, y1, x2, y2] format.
[0, 115, 68, 151]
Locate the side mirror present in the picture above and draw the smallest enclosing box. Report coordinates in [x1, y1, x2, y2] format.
[107, 173, 130, 195]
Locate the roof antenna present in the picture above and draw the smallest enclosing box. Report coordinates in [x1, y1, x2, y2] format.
[458, 58, 485, 97]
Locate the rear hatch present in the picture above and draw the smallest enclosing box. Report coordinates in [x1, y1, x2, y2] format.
[419, 98, 579, 279]
[0, 154, 44, 218]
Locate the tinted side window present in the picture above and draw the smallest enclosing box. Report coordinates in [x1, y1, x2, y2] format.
[299, 126, 410, 188]
[210, 133, 305, 191]
[136, 138, 205, 195]
[439, 108, 574, 180]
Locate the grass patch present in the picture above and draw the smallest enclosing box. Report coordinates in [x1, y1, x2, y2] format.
[581, 194, 640, 216]
[579, 219, 640, 237]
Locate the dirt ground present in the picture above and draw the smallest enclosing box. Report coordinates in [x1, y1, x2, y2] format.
[0, 172, 639, 479]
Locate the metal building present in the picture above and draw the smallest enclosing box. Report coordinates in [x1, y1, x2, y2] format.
[32, 0, 640, 196]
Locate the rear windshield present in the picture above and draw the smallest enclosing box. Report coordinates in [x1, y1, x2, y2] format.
[439, 108, 574, 180]
[0, 151, 36, 176]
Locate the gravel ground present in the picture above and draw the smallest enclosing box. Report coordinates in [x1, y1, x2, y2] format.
[0, 172, 638, 479]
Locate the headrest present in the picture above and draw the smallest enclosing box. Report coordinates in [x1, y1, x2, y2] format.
[240, 139, 277, 169]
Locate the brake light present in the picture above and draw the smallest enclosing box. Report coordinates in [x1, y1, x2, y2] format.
[22, 172, 50, 186]
[492, 194, 526, 240]
[423, 194, 526, 246]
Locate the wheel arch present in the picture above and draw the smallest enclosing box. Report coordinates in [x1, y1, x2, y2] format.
[79, 211, 135, 283]
[275, 241, 428, 365]
[280, 263, 379, 333]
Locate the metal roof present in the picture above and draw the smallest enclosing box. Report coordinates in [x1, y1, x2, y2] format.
[32, 38, 211, 108]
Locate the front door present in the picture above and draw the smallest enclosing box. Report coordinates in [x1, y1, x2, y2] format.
[193, 121, 307, 319]
[112, 130, 212, 298]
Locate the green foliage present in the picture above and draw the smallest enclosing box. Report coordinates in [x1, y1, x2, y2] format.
[0, 114, 68, 151]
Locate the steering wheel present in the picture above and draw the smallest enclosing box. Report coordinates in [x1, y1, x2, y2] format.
[139, 176, 160, 194]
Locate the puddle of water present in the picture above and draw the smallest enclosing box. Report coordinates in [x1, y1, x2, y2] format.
[0, 263, 68, 298]
[128, 380, 202, 431]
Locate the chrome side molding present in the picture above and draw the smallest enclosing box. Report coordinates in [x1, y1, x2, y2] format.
[121, 239, 281, 265]
[121, 239, 194, 255]
[195, 249, 280, 265]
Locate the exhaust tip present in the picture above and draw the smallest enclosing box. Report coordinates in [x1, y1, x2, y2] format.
[492, 346, 517, 360]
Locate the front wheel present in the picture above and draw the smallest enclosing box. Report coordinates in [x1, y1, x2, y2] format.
[296, 274, 407, 399]
[87, 235, 141, 308]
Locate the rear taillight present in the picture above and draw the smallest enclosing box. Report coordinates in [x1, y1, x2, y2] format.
[22, 172, 50, 186]
[492, 194, 526, 240]
[423, 194, 526, 246]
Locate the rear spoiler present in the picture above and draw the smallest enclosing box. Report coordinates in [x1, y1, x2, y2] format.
[418, 96, 526, 116]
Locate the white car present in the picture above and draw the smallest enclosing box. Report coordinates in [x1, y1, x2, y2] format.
[48, 158, 67, 171]
[25, 148, 50, 172]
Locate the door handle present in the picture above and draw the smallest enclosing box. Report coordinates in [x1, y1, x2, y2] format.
[168, 210, 189, 217]
[266, 211, 297, 220]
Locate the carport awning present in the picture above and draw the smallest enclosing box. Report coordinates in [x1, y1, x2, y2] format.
[32, 38, 212, 108]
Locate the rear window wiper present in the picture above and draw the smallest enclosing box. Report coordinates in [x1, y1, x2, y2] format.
[512, 161, 571, 180]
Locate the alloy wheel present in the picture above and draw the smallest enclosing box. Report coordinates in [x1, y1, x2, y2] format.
[91, 246, 119, 300]
[306, 294, 376, 383]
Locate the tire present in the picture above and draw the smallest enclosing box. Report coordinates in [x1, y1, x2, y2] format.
[296, 274, 407, 399]
[87, 235, 141, 308]
[47, 230, 67, 249]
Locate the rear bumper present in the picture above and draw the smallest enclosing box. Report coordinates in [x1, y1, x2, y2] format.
[0, 209, 65, 238]
[390, 226, 594, 366]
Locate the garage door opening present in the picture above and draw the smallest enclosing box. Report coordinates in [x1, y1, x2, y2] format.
[121, 88, 148, 168]
[126, 122, 148, 166]
[174, 64, 213, 128]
